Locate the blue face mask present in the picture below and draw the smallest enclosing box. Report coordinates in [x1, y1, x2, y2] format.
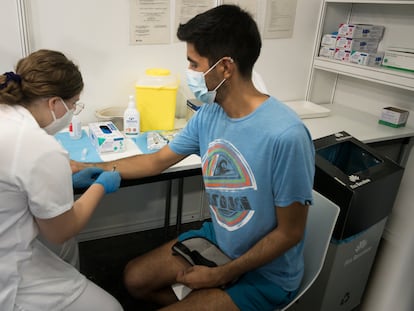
[185, 57, 232, 104]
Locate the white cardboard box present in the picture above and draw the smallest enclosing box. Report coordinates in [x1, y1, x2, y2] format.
[319, 46, 336, 58]
[88, 121, 125, 153]
[349, 51, 384, 66]
[338, 24, 385, 39]
[321, 34, 337, 48]
[334, 49, 352, 62]
[382, 48, 414, 72]
[335, 37, 380, 53]
[379, 107, 409, 128]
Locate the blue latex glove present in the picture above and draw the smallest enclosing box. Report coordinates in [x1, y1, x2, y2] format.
[72, 167, 104, 189]
[94, 171, 121, 194]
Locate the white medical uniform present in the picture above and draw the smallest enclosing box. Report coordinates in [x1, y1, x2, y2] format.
[0, 104, 121, 311]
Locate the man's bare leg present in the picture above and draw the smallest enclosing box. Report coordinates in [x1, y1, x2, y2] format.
[124, 239, 239, 310]
[124, 239, 187, 305]
[158, 288, 239, 311]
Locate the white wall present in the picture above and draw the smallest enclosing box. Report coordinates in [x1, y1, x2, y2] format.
[0, 0, 24, 68]
[2, 0, 322, 124]
[1, 0, 323, 238]
[0, 0, 323, 238]
[362, 148, 414, 311]
[3, 2, 413, 307]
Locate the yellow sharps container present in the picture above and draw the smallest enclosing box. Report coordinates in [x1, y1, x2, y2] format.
[135, 68, 179, 131]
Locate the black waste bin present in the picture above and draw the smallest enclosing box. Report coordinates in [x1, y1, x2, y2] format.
[291, 131, 404, 311]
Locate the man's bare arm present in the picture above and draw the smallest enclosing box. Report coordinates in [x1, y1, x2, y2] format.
[71, 145, 187, 179]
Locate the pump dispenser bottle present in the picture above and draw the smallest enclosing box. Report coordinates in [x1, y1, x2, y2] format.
[69, 114, 82, 139]
[123, 95, 140, 137]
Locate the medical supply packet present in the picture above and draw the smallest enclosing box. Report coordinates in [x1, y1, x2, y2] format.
[349, 51, 384, 66]
[334, 49, 352, 62]
[88, 121, 125, 153]
[146, 128, 182, 150]
[338, 24, 385, 39]
[335, 37, 380, 53]
[319, 46, 336, 58]
[382, 48, 414, 72]
[321, 33, 338, 48]
[379, 107, 409, 128]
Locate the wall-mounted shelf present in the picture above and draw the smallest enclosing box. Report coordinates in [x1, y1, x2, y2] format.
[307, 1, 414, 107]
[306, 1, 414, 253]
[313, 57, 414, 91]
[326, 0, 414, 3]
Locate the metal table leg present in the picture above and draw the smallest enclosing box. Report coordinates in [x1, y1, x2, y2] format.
[176, 177, 184, 235]
[164, 179, 172, 237]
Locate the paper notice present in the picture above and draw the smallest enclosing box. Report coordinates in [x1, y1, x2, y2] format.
[130, 0, 171, 45]
[263, 0, 297, 39]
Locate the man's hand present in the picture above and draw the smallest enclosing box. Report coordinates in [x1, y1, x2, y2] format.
[176, 265, 231, 290]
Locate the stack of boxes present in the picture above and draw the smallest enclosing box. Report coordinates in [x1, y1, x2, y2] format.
[319, 24, 411, 128]
[319, 33, 337, 58]
[319, 23, 385, 67]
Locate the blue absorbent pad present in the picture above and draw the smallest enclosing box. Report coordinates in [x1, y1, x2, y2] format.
[132, 132, 160, 154]
[54, 130, 103, 162]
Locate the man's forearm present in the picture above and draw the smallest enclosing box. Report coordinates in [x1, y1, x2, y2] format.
[95, 155, 163, 179]
[220, 203, 308, 285]
[220, 228, 301, 284]
[71, 145, 185, 179]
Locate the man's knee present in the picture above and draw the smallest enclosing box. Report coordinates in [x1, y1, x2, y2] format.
[123, 259, 144, 295]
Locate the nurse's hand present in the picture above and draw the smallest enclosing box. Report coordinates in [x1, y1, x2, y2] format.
[94, 171, 121, 194]
[72, 167, 104, 189]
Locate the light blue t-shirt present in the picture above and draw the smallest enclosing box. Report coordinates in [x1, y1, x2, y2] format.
[169, 96, 315, 290]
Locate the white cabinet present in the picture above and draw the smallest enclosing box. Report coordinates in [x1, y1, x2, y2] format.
[77, 175, 207, 241]
[305, 7, 414, 309]
[306, 1, 414, 119]
[306, 1, 414, 246]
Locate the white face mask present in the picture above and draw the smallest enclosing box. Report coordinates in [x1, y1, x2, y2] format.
[44, 99, 74, 135]
[186, 57, 231, 104]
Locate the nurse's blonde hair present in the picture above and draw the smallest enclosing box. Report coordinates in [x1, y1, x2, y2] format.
[0, 49, 83, 106]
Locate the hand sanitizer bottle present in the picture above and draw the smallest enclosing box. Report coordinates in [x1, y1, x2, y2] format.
[123, 95, 140, 137]
[69, 114, 82, 139]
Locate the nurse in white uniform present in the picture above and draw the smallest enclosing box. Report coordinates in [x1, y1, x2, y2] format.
[0, 49, 123, 311]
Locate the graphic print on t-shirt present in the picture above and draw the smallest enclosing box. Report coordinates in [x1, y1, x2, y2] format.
[202, 139, 256, 231]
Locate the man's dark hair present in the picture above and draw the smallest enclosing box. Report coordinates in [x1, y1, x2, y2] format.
[177, 5, 261, 78]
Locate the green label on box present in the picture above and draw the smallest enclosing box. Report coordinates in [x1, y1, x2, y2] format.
[378, 120, 406, 128]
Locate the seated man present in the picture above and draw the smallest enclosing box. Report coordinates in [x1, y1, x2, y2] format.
[74, 4, 315, 311]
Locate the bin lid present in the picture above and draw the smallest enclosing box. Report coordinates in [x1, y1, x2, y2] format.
[137, 68, 179, 88]
[145, 68, 171, 76]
